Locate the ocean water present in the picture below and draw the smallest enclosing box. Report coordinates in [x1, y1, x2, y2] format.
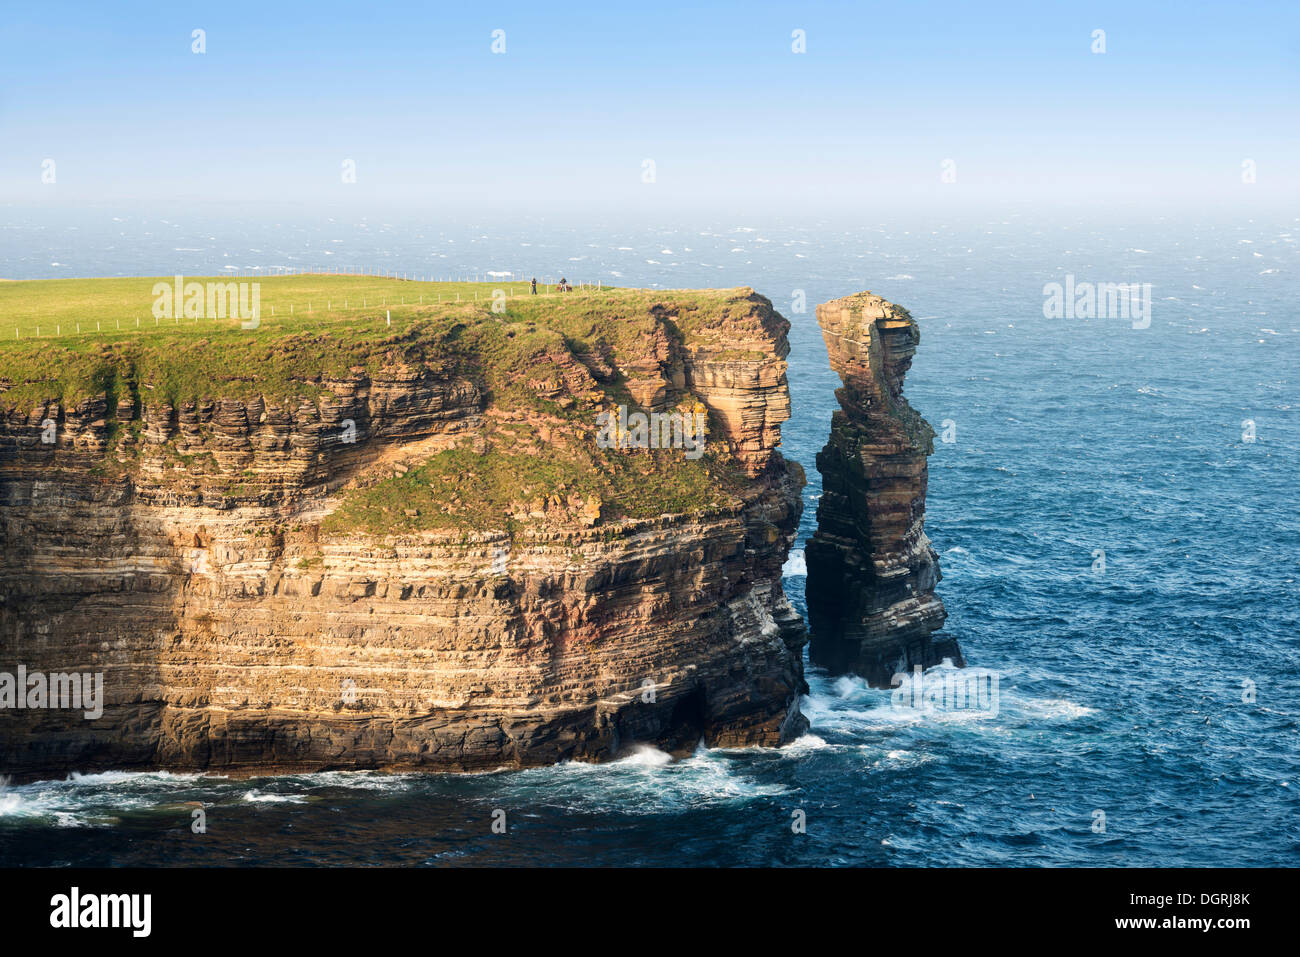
[1, 207, 1297, 866]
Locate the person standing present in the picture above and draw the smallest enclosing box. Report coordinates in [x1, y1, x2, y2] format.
[530, 276, 538, 294]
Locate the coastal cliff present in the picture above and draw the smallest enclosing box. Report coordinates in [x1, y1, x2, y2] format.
[0, 284, 807, 780]
[805, 292, 962, 686]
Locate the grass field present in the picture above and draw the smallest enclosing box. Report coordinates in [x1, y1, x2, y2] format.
[0, 274, 763, 409]
[0, 274, 765, 529]
[0, 275, 594, 342]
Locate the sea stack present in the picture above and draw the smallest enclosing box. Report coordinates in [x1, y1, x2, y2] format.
[805, 292, 962, 686]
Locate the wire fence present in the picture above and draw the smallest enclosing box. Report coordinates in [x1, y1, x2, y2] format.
[4, 271, 609, 340]
[182, 266, 601, 288]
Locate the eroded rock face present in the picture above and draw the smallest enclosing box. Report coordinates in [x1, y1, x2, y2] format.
[0, 290, 808, 781]
[805, 292, 962, 686]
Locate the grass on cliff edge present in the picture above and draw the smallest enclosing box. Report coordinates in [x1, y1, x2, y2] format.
[0, 276, 765, 410]
[321, 440, 743, 534]
[0, 275, 546, 339]
[0, 276, 771, 533]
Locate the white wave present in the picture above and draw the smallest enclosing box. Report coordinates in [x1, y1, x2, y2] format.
[804, 660, 1097, 741]
[1019, 698, 1096, 720]
[279, 770, 425, 790]
[0, 792, 29, 818]
[65, 770, 209, 787]
[0, 774, 199, 823]
[786, 733, 830, 753]
[832, 675, 867, 697]
[507, 745, 790, 812]
[241, 790, 308, 804]
[782, 548, 807, 577]
[883, 274, 913, 280]
[613, 745, 673, 767]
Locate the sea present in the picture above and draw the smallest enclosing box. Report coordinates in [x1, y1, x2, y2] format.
[1, 205, 1297, 866]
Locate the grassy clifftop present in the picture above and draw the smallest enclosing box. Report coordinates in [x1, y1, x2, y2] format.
[0, 276, 761, 409]
[0, 275, 533, 338]
[1, 276, 784, 532]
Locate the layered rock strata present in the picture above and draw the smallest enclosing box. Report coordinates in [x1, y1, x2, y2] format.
[0, 288, 807, 781]
[805, 292, 962, 686]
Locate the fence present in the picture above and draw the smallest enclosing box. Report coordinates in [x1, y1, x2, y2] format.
[4, 271, 609, 340]
[186, 266, 600, 289]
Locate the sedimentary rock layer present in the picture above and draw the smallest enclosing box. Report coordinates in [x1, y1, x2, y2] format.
[0, 288, 807, 781]
[805, 292, 962, 686]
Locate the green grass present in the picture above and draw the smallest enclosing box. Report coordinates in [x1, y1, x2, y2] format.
[0, 275, 777, 534]
[0, 275, 580, 341]
[322, 440, 745, 534]
[0, 276, 770, 410]
[0, 276, 583, 408]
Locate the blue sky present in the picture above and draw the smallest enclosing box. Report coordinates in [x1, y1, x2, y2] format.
[2, 1, 1297, 215]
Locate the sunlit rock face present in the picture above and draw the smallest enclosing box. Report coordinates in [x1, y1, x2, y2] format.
[805, 292, 962, 687]
[0, 289, 808, 782]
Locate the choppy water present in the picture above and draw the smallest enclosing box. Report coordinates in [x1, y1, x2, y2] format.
[2, 207, 1297, 866]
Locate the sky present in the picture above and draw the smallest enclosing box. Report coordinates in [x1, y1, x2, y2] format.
[1, 1, 1297, 218]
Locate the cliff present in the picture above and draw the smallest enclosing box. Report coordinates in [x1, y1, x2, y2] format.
[805, 292, 962, 685]
[0, 283, 807, 780]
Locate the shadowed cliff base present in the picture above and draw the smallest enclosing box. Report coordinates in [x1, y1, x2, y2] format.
[805, 292, 963, 687]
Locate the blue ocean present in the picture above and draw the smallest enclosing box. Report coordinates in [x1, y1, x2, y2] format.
[2, 207, 1297, 866]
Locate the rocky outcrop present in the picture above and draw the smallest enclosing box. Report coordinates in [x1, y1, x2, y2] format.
[0, 288, 807, 781]
[805, 292, 962, 686]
